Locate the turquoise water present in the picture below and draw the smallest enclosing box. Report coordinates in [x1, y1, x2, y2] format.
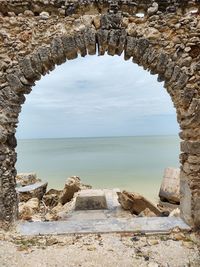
[16, 136, 180, 202]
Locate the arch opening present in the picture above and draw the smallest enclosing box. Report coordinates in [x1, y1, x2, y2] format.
[16, 54, 180, 204]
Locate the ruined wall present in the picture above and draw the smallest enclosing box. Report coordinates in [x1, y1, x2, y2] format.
[0, 0, 200, 228]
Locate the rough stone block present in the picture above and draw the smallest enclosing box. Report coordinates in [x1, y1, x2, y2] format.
[17, 181, 48, 202]
[117, 191, 162, 216]
[159, 167, 180, 204]
[180, 176, 192, 226]
[75, 190, 108, 210]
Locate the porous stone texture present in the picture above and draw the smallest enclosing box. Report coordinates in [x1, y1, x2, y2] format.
[117, 191, 162, 216]
[0, 0, 200, 229]
[18, 198, 40, 220]
[16, 173, 40, 187]
[59, 176, 81, 205]
[43, 189, 62, 208]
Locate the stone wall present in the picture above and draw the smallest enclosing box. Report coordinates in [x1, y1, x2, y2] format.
[0, 0, 200, 229]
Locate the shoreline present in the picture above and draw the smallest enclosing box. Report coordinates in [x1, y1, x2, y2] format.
[16, 135, 180, 205]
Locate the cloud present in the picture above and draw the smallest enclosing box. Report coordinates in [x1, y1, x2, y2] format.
[17, 54, 178, 139]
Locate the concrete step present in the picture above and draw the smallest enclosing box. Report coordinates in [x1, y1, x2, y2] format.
[17, 217, 190, 236]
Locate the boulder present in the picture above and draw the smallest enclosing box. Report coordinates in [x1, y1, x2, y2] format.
[19, 198, 39, 220]
[59, 176, 81, 205]
[18, 205, 33, 220]
[159, 167, 180, 204]
[16, 173, 40, 187]
[117, 191, 162, 216]
[43, 189, 62, 207]
[44, 203, 63, 221]
[25, 198, 40, 211]
[44, 212, 60, 222]
[17, 181, 48, 202]
[138, 208, 157, 217]
[58, 198, 76, 219]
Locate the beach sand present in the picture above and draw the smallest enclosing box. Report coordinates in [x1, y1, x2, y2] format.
[0, 230, 200, 267]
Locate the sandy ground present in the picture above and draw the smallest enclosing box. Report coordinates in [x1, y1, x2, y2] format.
[0, 229, 200, 267]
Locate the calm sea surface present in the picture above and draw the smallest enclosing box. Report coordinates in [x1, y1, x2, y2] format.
[16, 136, 180, 203]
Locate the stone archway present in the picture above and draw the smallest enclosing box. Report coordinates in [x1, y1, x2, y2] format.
[0, 0, 200, 229]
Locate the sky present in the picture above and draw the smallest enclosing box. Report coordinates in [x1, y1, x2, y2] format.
[16, 54, 179, 139]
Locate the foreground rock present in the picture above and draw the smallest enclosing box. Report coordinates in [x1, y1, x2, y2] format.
[117, 191, 162, 216]
[44, 203, 63, 221]
[59, 176, 82, 205]
[43, 189, 62, 208]
[17, 175, 93, 222]
[17, 181, 48, 202]
[16, 173, 41, 187]
[19, 198, 39, 220]
[159, 167, 180, 204]
[138, 208, 157, 217]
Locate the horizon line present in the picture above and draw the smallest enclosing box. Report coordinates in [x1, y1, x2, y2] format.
[17, 134, 180, 141]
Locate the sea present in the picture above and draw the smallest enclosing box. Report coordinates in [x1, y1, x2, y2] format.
[16, 135, 180, 203]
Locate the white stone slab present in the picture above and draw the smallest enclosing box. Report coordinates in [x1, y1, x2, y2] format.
[17, 217, 190, 236]
[16, 182, 48, 193]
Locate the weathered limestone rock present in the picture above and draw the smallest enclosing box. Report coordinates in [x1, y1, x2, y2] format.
[19, 198, 39, 220]
[159, 168, 180, 204]
[17, 182, 48, 202]
[16, 173, 40, 187]
[138, 208, 157, 217]
[144, 27, 161, 40]
[59, 176, 81, 205]
[117, 191, 162, 216]
[44, 212, 60, 222]
[75, 189, 108, 210]
[43, 189, 62, 207]
[147, 3, 158, 16]
[18, 205, 33, 220]
[44, 203, 63, 221]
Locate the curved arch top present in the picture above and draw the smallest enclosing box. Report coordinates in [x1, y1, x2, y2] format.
[0, 0, 200, 229]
